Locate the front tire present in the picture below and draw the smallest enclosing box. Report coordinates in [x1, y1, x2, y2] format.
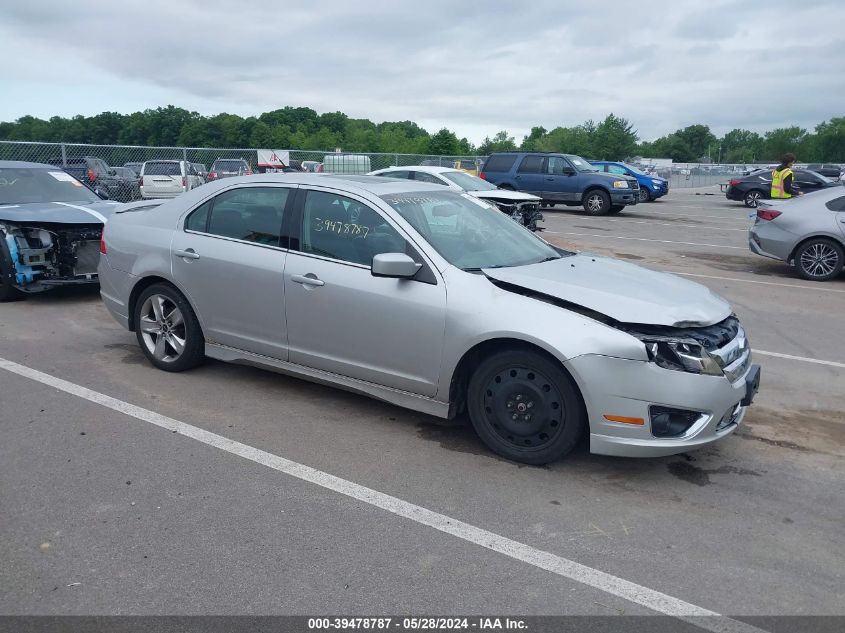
[467, 349, 585, 465]
[583, 189, 611, 216]
[744, 190, 764, 208]
[638, 187, 651, 203]
[134, 283, 205, 371]
[794, 238, 844, 281]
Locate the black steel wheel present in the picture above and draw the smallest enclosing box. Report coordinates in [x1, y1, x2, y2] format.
[467, 349, 585, 464]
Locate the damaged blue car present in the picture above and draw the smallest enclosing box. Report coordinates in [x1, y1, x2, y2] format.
[0, 160, 120, 301]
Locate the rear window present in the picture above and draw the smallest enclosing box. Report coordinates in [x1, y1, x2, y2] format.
[212, 160, 248, 172]
[144, 162, 181, 176]
[483, 155, 517, 173]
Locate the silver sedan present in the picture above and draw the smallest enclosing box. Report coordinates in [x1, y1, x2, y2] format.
[99, 174, 759, 464]
[750, 186, 845, 281]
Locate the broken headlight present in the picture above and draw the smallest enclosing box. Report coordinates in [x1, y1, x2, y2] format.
[643, 339, 723, 376]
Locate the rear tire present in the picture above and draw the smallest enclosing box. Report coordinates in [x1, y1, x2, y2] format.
[134, 283, 205, 371]
[583, 189, 611, 216]
[744, 189, 764, 208]
[794, 238, 844, 281]
[467, 349, 585, 465]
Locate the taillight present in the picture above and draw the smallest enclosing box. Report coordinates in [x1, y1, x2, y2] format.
[728, 179, 741, 187]
[87, 168, 96, 183]
[182, 176, 187, 188]
[208, 171, 217, 180]
[479, 172, 487, 180]
[99, 233, 107, 254]
[757, 209, 782, 221]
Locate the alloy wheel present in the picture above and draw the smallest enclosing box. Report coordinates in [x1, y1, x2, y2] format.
[481, 366, 565, 450]
[745, 191, 761, 207]
[799, 243, 840, 278]
[139, 294, 187, 362]
[638, 187, 649, 203]
[586, 194, 604, 213]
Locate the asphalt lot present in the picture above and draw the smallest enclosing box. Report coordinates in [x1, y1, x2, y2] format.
[1, 186, 843, 624]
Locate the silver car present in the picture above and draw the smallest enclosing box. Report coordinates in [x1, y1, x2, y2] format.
[750, 186, 845, 281]
[99, 174, 760, 464]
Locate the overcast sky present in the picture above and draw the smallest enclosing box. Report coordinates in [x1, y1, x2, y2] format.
[0, 0, 842, 144]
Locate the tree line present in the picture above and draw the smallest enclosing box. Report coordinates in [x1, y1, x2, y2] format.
[1, 105, 843, 163]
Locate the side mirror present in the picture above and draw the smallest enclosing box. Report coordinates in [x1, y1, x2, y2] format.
[562, 166, 576, 176]
[371, 253, 422, 279]
[95, 187, 110, 200]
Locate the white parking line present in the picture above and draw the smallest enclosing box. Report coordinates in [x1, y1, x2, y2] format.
[754, 350, 845, 369]
[0, 356, 766, 633]
[670, 272, 845, 295]
[601, 218, 748, 232]
[545, 232, 747, 250]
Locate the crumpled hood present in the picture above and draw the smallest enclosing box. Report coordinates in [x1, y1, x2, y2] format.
[469, 189, 540, 202]
[0, 200, 119, 224]
[483, 254, 731, 326]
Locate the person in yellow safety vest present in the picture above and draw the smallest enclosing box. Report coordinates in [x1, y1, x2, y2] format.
[771, 153, 802, 199]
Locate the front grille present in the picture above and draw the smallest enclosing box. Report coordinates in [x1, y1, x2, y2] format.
[709, 325, 751, 384]
[73, 241, 100, 276]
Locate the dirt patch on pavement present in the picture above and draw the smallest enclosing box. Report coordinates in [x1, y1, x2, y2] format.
[739, 407, 845, 457]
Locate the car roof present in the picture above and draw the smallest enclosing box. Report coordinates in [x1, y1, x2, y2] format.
[0, 160, 57, 169]
[197, 173, 452, 196]
[371, 165, 462, 176]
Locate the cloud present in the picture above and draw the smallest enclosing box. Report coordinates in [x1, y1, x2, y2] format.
[0, 0, 841, 144]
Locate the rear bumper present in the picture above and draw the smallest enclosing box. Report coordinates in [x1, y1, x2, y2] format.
[725, 187, 746, 201]
[748, 221, 796, 262]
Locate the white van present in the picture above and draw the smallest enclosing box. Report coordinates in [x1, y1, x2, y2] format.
[140, 160, 203, 199]
[321, 154, 372, 175]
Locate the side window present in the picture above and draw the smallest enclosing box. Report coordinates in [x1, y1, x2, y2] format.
[546, 157, 570, 175]
[825, 196, 845, 211]
[186, 200, 211, 232]
[517, 156, 543, 173]
[413, 171, 446, 185]
[204, 187, 289, 246]
[378, 171, 410, 179]
[300, 191, 406, 266]
[483, 155, 517, 172]
[607, 165, 627, 175]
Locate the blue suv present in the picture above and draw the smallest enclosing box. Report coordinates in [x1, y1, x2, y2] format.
[590, 161, 669, 202]
[480, 152, 639, 215]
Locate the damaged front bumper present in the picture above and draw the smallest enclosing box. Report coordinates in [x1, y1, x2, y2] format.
[1, 222, 102, 293]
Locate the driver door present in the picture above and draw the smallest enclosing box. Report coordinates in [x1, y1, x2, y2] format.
[283, 188, 447, 397]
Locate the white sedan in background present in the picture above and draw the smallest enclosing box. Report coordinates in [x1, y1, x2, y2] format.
[368, 165, 544, 231]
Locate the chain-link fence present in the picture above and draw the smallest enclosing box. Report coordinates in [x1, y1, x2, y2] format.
[0, 139, 798, 194]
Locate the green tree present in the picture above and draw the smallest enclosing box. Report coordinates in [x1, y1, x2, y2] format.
[763, 126, 806, 161]
[478, 130, 516, 155]
[591, 114, 638, 160]
[427, 128, 461, 155]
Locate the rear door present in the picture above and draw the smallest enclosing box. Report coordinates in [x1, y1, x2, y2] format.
[171, 185, 295, 359]
[794, 170, 828, 193]
[513, 155, 545, 196]
[143, 162, 183, 197]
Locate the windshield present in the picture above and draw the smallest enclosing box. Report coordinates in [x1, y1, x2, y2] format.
[0, 168, 101, 205]
[566, 155, 599, 172]
[441, 170, 498, 191]
[380, 190, 562, 270]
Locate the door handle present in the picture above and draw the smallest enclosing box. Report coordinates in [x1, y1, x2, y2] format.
[545, 177, 555, 181]
[174, 248, 200, 260]
[291, 274, 325, 287]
